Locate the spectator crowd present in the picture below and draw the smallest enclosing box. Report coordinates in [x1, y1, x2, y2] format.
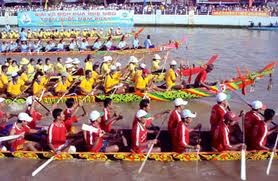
[0, 2, 277, 16]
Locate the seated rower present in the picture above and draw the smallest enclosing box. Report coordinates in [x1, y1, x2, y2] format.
[174, 109, 201, 153]
[9, 112, 40, 151]
[100, 98, 122, 133]
[92, 37, 103, 50]
[79, 70, 95, 95]
[144, 34, 154, 49]
[25, 96, 45, 129]
[54, 72, 71, 96]
[104, 65, 125, 94]
[210, 93, 230, 135]
[7, 72, 25, 97]
[103, 36, 115, 51]
[211, 111, 243, 152]
[164, 60, 185, 91]
[48, 109, 76, 153]
[84, 55, 94, 71]
[131, 109, 160, 153]
[134, 68, 161, 93]
[250, 109, 277, 150]
[0, 65, 9, 94]
[244, 100, 265, 149]
[100, 56, 112, 75]
[78, 38, 89, 51]
[151, 54, 161, 72]
[194, 64, 215, 89]
[57, 39, 65, 51]
[69, 39, 78, 51]
[132, 34, 141, 49]
[32, 71, 52, 97]
[83, 110, 119, 153]
[117, 35, 129, 50]
[168, 98, 188, 149]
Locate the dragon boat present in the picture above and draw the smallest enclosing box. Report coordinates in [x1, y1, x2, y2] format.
[0, 28, 145, 43]
[0, 130, 277, 161]
[3, 62, 276, 105]
[0, 36, 185, 57]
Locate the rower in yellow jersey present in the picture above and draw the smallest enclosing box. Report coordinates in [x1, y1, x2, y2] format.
[27, 58, 35, 78]
[65, 64, 74, 83]
[84, 55, 94, 71]
[100, 56, 112, 75]
[151, 54, 161, 72]
[104, 65, 125, 94]
[55, 57, 66, 75]
[79, 70, 94, 95]
[123, 56, 139, 81]
[165, 60, 184, 91]
[0, 65, 9, 94]
[32, 72, 52, 97]
[7, 60, 20, 75]
[54, 72, 71, 96]
[135, 69, 153, 92]
[35, 59, 43, 72]
[7, 73, 25, 97]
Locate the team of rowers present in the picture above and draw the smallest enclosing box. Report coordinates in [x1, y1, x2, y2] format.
[0, 54, 214, 98]
[0, 28, 153, 53]
[0, 93, 277, 153]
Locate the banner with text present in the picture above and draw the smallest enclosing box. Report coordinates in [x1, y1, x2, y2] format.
[211, 11, 270, 17]
[17, 10, 134, 27]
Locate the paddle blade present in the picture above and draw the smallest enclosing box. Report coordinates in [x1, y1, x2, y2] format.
[240, 149, 246, 180]
[207, 54, 219, 65]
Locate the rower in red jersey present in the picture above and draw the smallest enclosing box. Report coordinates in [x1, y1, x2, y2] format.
[194, 64, 214, 89]
[131, 109, 161, 153]
[251, 109, 277, 150]
[48, 108, 76, 153]
[244, 100, 265, 149]
[168, 98, 188, 149]
[174, 109, 201, 153]
[211, 111, 243, 152]
[100, 98, 122, 133]
[9, 112, 40, 151]
[0, 98, 12, 134]
[25, 96, 47, 129]
[210, 93, 229, 135]
[63, 98, 80, 133]
[83, 110, 119, 152]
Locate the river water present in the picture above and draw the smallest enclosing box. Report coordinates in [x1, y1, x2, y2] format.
[0, 27, 278, 180]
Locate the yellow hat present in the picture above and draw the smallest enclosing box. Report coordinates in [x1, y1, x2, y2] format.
[20, 58, 29, 65]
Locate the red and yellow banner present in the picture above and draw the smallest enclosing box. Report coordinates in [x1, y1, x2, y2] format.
[212, 11, 270, 17]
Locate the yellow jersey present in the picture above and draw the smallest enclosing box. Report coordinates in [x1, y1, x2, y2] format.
[27, 64, 35, 76]
[0, 74, 9, 89]
[135, 75, 152, 91]
[104, 73, 120, 93]
[33, 81, 45, 96]
[85, 62, 93, 71]
[101, 63, 110, 75]
[80, 78, 93, 93]
[55, 80, 70, 94]
[165, 68, 176, 89]
[7, 79, 25, 97]
[151, 60, 160, 71]
[19, 73, 29, 83]
[55, 62, 65, 74]
[7, 65, 19, 75]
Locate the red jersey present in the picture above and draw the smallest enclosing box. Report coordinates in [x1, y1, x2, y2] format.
[168, 110, 182, 147]
[211, 122, 232, 152]
[194, 70, 207, 87]
[10, 123, 30, 151]
[0, 111, 5, 131]
[244, 110, 263, 148]
[210, 104, 227, 132]
[131, 120, 148, 153]
[174, 121, 190, 153]
[64, 116, 78, 133]
[251, 121, 268, 150]
[48, 122, 67, 149]
[100, 108, 111, 132]
[84, 124, 103, 152]
[27, 110, 42, 129]
[64, 108, 73, 120]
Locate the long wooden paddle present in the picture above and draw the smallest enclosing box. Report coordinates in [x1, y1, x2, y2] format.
[0, 134, 22, 142]
[138, 114, 168, 174]
[55, 78, 80, 104]
[266, 133, 278, 175]
[240, 114, 246, 181]
[34, 98, 50, 113]
[31, 141, 71, 177]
